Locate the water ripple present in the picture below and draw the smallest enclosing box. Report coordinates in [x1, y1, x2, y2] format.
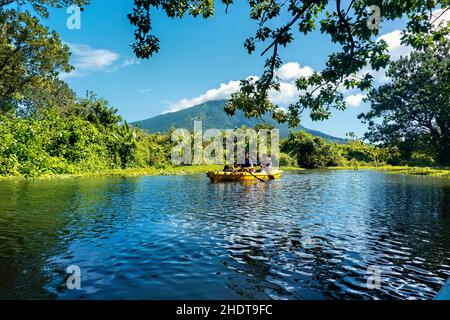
[0, 171, 449, 299]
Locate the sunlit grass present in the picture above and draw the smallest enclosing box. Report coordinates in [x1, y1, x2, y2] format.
[2, 164, 448, 180]
[329, 165, 450, 178]
[280, 166, 306, 171]
[0, 165, 226, 180]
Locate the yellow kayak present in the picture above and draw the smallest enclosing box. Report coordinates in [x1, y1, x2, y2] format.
[207, 170, 283, 182]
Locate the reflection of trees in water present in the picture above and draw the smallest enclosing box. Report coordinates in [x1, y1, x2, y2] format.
[0, 177, 142, 299]
[61, 177, 143, 238]
[0, 179, 80, 299]
[438, 186, 450, 220]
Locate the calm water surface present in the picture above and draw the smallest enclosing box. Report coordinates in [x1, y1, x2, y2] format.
[0, 170, 449, 300]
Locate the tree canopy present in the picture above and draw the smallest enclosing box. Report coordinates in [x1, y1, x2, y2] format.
[0, 9, 77, 114]
[359, 39, 450, 164]
[126, 0, 450, 126]
[0, 0, 89, 17]
[3, 1, 447, 128]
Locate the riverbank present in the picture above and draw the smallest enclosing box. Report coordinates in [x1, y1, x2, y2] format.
[0, 165, 223, 180]
[1, 164, 448, 180]
[329, 165, 450, 178]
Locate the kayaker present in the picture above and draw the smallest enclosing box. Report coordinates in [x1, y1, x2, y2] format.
[240, 152, 255, 173]
[223, 164, 233, 172]
[260, 154, 272, 174]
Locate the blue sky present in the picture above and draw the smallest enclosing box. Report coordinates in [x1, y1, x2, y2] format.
[35, 0, 419, 138]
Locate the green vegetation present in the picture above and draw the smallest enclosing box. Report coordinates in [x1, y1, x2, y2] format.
[0, 5, 448, 180]
[359, 40, 450, 165]
[0, 10, 74, 114]
[0, 97, 172, 178]
[3, 108, 448, 179]
[0, 164, 224, 180]
[281, 131, 396, 169]
[0, 7, 170, 178]
[329, 166, 450, 179]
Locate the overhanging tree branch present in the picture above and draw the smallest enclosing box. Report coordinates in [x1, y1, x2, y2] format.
[260, 2, 314, 57]
[336, 0, 355, 59]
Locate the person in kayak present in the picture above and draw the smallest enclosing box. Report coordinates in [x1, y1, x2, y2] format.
[260, 154, 272, 174]
[223, 162, 241, 173]
[223, 164, 233, 172]
[240, 152, 255, 173]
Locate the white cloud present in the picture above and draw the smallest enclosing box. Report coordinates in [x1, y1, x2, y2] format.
[108, 58, 141, 72]
[269, 81, 300, 106]
[164, 79, 245, 113]
[366, 8, 450, 83]
[344, 94, 366, 107]
[122, 58, 141, 67]
[61, 44, 142, 78]
[377, 30, 413, 61]
[68, 43, 119, 70]
[276, 62, 313, 81]
[164, 75, 303, 114]
[164, 62, 316, 113]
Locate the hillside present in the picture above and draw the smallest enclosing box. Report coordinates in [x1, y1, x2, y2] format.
[133, 100, 345, 142]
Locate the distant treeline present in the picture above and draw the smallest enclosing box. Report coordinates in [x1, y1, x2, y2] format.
[0, 107, 430, 178]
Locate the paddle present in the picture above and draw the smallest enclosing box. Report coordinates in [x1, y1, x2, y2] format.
[247, 170, 267, 183]
[246, 168, 275, 183]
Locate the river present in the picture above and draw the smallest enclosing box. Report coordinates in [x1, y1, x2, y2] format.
[0, 170, 449, 299]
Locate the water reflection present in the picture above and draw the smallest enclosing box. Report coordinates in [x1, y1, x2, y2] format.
[0, 171, 449, 299]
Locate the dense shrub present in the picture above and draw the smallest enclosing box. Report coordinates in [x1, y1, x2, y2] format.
[407, 152, 435, 167]
[0, 111, 168, 177]
[281, 131, 345, 168]
[279, 152, 297, 167]
[280, 131, 412, 169]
